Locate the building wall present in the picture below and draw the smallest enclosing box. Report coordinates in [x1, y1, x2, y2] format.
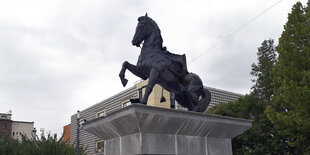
[70, 83, 243, 155]
[0, 119, 12, 138]
[11, 121, 34, 141]
[207, 87, 243, 108]
[63, 124, 71, 143]
[0, 113, 12, 120]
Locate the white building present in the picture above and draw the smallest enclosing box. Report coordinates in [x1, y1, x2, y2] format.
[11, 121, 35, 141]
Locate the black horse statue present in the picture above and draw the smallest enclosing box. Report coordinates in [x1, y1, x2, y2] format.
[119, 14, 211, 112]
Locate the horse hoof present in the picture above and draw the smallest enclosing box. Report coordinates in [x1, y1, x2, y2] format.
[121, 78, 128, 87]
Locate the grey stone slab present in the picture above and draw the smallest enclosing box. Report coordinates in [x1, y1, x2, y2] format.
[176, 136, 187, 155]
[132, 104, 252, 128]
[176, 136, 206, 155]
[206, 137, 232, 155]
[109, 113, 140, 136]
[104, 138, 120, 155]
[207, 123, 251, 138]
[83, 121, 120, 139]
[141, 133, 176, 155]
[136, 112, 185, 134]
[186, 136, 206, 155]
[176, 119, 213, 137]
[121, 133, 141, 155]
[83, 104, 252, 139]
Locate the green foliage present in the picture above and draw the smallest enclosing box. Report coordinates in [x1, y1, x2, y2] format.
[207, 95, 290, 155]
[0, 133, 86, 155]
[208, 1, 310, 154]
[0, 136, 21, 155]
[207, 39, 287, 154]
[251, 39, 277, 101]
[265, 1, 310, 154]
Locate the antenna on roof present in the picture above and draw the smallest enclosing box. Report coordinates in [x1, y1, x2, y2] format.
[7, 110, 12, 114]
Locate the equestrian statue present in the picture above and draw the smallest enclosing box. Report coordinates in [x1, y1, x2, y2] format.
[119, 14, 211, 112]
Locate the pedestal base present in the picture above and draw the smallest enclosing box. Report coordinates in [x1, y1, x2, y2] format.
[83, 104, 252, 155]
[105, 133, 233, 155]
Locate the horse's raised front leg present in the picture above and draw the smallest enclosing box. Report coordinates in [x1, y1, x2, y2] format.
[141, 68, 159, 105]
[119, 61, 129, 87]
[119, 61, 147, 87]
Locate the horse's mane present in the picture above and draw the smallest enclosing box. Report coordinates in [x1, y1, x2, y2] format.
[148, 18, 161, 34]
[138, 16, 163, 45]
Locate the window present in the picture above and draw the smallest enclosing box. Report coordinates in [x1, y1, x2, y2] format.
[96, 109, 106, 118]
[1, 123, 7, 129]
[122, 99, 132, 108]
[1, 115, 7, 118]
[123, 101, 131, 107]
[96, 140, 104, 153]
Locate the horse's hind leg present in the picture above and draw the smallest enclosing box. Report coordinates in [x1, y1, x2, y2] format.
[141, 68, 159, 105]
[119, 61, 147, 87]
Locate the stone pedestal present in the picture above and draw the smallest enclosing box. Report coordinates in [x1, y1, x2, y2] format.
[135, 79, 171, 109]
[83, 104, 252, 155]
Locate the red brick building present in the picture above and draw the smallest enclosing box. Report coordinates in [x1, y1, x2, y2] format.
[0, 113, 12, 138]
[63, 124, 71, 143]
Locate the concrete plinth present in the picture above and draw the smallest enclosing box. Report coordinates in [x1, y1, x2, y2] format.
[83, 104, 252, 155]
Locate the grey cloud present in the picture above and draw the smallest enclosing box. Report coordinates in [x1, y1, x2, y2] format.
[1, 0, 305, 136]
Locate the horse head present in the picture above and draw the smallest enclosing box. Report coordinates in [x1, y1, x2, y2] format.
[132, 14, 163, 48]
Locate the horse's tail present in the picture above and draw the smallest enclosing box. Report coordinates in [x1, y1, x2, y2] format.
[195, 88, 211, 112]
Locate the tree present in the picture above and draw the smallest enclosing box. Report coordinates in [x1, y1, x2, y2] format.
[0, 133, 86, 155]
[208, 1, 310, 154]
[250, 39, 277, 102]
[266, 1, 310, 154]
[207, 39, 288, 154]
[207, 95, 279, 155]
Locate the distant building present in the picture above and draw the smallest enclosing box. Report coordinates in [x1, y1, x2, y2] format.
[11, 121, 34, 141]
[207, 87, 244, 108]
[0, 113, 12, 138]
[63, 124, 71, 143]
[0, 112, 35, 140]
[69, 81, 243, 155]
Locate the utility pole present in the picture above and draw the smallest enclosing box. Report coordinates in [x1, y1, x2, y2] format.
[76, 110, 80, 155]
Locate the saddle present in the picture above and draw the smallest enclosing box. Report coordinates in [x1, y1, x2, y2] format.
[164, 50, 189, 79]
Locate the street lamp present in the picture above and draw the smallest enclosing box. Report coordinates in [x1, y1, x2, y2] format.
[76, 110, 87, 155]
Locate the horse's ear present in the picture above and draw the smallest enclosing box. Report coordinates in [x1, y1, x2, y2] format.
[145, 13, 148, 17]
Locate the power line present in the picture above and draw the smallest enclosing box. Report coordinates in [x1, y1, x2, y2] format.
[189, 0, 283, 64]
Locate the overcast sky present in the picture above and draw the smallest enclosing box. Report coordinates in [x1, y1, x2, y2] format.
[0, 0, 307, 136]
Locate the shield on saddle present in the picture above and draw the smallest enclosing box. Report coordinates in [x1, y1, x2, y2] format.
[166, 52, 189, 79]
